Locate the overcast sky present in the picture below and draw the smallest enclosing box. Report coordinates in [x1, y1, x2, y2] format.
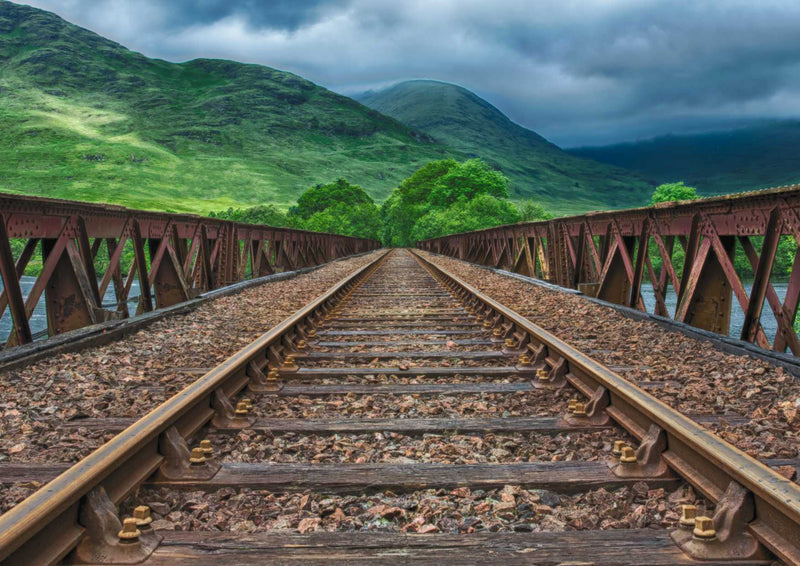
[18, 0, 800, 146]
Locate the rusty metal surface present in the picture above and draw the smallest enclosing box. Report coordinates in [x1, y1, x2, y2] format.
[0, 250, 391, 565]
[417, 185, 800, 354]
[412, 249, 800, 565]
[0, 193, 380, 347]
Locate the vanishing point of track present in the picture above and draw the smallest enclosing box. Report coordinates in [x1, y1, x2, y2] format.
[1, 249, 799, 565]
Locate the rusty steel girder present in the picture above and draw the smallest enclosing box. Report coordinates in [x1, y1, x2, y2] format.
[417, 185, 800, 354]
[0, 193, 380, 347]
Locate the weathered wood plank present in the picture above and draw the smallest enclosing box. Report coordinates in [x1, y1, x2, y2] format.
[320, 330, 485, 336]
[295, 351, 506, 360]
[316, 339, 494, 347]
[1, 457, 793, 489]
[147, 461, 681, 493]
[284, 366, 532, 379]
[144, 530, 771, 565]
[58, 413, 749, 434]
[273, 382, 534, 396]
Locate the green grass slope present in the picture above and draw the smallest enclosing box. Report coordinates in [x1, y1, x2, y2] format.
[0, 1, 451, 213]
[569, 121, 800, 196]
[357, 80, 654, 214]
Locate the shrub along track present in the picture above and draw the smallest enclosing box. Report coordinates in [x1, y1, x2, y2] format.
[0, 249, 798, 565]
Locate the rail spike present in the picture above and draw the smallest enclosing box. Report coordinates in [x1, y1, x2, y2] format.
[155, 426, 221, 481]
[612, 423, 672, 478]
[69, 487, 161, 564]
[564, 385, 610, 426]
[211, 388, 255, 429]
[671, 481, 768, 561]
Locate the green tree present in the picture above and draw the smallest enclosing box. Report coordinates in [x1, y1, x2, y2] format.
[429, 159, 509, 206]
[209, 204, 294, 227]
[651, 182, 699, 205]
[292, 179, 375, 220]
[517, 199, 553, 222]
[410, 194, 519, 242]
[381, 158, 513, 246]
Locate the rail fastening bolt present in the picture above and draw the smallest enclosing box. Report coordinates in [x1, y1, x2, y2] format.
[493, 328, 504, 337]
[573, 402, 587, 417]
[297, 340, 307, 350]
[504, 338, 516, 348]
[518, 354, 532, 366]
[267, 368, 280, 382]
[568, 399, 578, 412]
[242, 398, 254, 410]
[283, 354, 296, 366]
[118, 517, 141, 542]
[133, 505, 153, 528]
[536, 368, 549, 381]
[612, 440, 626, 457]
[307, 329, 317, 338]
[679, 505, 697, 529]
[692, 516, 716, 540]
[234, 401, 249, 416]
[619, 446, 638, 464]
[189, 447, 206, 465]
[199, 439, 214, 458]
[483, 320, 493, 328]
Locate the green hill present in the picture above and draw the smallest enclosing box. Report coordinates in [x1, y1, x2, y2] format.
[0, 1, 451, 213]
[357, 80, 654, 214]
[569, 121, 800, 196]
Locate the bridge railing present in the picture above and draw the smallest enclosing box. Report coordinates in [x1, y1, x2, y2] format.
[417, 185, 800, 355]
[0, 193, 380, 347]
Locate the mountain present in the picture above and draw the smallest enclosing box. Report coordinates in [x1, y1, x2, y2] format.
[0, 1, 451, 213]
[569, 121, 800, 195]
[356, 80, 654, 214]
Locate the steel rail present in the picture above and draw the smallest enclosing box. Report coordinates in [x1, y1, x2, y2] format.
[0, 250, 390, 565]
[411, 250, 800, 565]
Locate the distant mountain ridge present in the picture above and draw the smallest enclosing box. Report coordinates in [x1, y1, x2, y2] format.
[357, 80, 654, 214]
[568, 121, 800, 195]
[0, 1, 451, 213]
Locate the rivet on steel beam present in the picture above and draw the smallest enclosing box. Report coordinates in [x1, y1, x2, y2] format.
[679, 505, 697, 529]
[118, 518, 141, 542]
[133, 505, 153, 528]
[234, 401, 249, 416]
[518, 354, 532, 366]
[619, 446, 638, 464]
[612, 440, 626, 457]
[199, 439, 214, 458]
[189, 447, 206, 466]
[692, 516, 716, 540]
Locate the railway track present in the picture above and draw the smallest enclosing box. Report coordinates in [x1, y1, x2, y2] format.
[0, 249, 799, 565]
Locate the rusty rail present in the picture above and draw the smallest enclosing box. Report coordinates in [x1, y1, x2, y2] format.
[417, 185, 800, 354]
[412, 250, 800, 564]
[0, 249, 391, 565]
[0, 193, 380, 347]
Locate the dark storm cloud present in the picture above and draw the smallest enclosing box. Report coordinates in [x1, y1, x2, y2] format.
[154, 0, 347, 31]
[17, 0, 800, 146]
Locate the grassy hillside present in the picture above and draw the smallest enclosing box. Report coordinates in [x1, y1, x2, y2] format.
[0, 1, 451, 213]
[357, 80, 654, 214]
[569, 121, 800, 196]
